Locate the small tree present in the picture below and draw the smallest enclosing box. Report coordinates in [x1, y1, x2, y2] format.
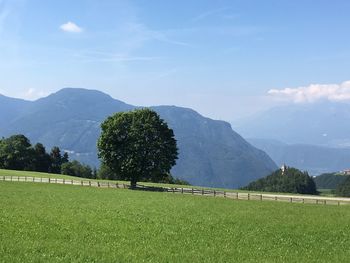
[97, 109, 178, 188]
[30, 143, 52, 172]
[50, 146, 63, 174]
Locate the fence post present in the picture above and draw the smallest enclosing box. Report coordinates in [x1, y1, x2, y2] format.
[89, 181, 91, 187]
[338, 201, 340, 206]
[224, 191, 226, 198]
[275, 196, 277, 201]
[214, 190, 216, 197]
[247, 193, 250, 200]
[192, 188, 194, 195]
[236, 192, 239, 199]
[11, 176, 12, 181]
[260, 194, 262, 201]
[49, 178, 50, 183]
[181, 188, 184, 194]
[108, 182, 110, 188]
[202, 189, 204, 195]
[63, 179, 65, 184]
[302, 199, 305, 204]
[324, 200, 326, 205]
[33, 177, 34, 182]
[290, 197, 292, 203]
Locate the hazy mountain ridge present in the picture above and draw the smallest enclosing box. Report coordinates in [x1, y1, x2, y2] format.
[0, 88, 277, 188]
[248, 138, 350, 175]
[234, 101, 350, 147]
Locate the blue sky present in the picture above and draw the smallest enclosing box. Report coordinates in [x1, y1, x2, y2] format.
[1, 0, 350, 120]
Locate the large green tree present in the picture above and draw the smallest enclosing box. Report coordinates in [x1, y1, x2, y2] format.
[0, 135, 32, 170]
[97, 109, 178, 188]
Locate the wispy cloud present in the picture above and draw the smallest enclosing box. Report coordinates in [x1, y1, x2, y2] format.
[192, 7, 231, 22]
[60, 21, 83, 33]
[268, 80, 350, 103]
[0, 1, 11, 35]
[74, 50, 163, 63]
[124, 22, 191, 47]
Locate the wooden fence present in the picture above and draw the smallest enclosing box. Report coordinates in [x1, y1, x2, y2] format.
[1, 175, 350, 206]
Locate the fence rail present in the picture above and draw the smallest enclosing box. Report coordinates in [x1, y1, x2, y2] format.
[1, 175, 350, 206]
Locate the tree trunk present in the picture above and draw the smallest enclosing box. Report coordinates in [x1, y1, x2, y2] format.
[130, 178, 137, 189]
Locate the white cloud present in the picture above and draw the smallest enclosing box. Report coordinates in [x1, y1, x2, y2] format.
[60, 21, 83, 33]
[268, 80, 350, 103]
[22, 88, 48, 100]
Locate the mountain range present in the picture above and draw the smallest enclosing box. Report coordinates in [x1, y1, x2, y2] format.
[234, 101, 350, 147]
[248, 138, 350, 175]
[233, 101, 350, 175]
[0, 88, 277, 188]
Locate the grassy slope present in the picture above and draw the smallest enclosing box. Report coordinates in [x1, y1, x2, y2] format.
[0, 169, 329, 196]
[1, 181, 350, 262]
[0, 169, 80, 180]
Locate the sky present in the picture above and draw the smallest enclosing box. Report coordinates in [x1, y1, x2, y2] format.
[1, 0, 350, 121]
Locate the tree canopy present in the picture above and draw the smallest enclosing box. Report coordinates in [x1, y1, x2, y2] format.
[97, 108, 178, 188]
[314, 172, 348, 189]
[242, 166, 318, 195]
[0, 135, 32, 170]
[335, 176, 350, 197]
[0, 134, 94, 178]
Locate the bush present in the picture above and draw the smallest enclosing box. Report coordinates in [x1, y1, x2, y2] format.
[61, 160, 95, 179]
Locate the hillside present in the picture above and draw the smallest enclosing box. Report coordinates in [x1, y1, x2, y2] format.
[0, 88, 277, 188]
[314, 173, 349, 189]
[248, 138, 350, 175]
[242, 167, 318, 194]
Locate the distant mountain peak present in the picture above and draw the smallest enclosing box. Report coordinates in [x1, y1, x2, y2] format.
[47, 87, 113, 100]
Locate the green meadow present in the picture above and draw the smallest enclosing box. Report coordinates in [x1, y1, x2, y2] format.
[1, 181, 350, 262]
[0, 169, 333, 196]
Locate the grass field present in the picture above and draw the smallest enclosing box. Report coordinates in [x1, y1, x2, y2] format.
[0, 169, 333, 197]
[0, 169, 81, 180]
[1, 181, 350, 262]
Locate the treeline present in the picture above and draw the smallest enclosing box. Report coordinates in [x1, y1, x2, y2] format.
[0, 135, 95, 178]
[335, 176, 350, 197]
[314, 172, 348, 189]
[311, 172, 350, 197]
[242, 167, 318, 195]
[0, 134, 189, 185]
